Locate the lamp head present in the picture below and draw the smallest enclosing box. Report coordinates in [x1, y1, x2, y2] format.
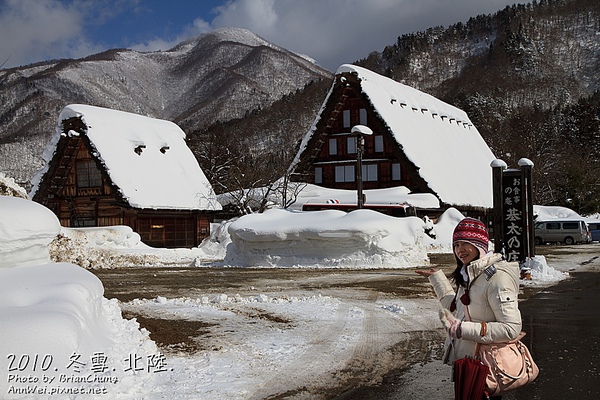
[351, 125, 373, 136]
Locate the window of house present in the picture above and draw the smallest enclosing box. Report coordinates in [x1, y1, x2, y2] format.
[392, 163, 401, 181]
[362, 164, 378, 181]
[359, 108, 367, 125]
[374, 135, 384, 152]
[76, 160, 102, 188]
[77, 217, 96, 227]
[315, 167, 323, 184]
[343, 110, 351, 128]
[329, 138, 338, 155]
[347, 137, 357, 154]
[335, 165, 355, 182]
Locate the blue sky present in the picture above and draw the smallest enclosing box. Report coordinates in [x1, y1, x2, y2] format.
[0, 0, 518, 72]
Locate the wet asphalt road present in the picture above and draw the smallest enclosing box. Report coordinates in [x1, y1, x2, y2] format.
[93, 245, 600, 399]
[509, 271, 600, 399]
[338, 270, 600, 400]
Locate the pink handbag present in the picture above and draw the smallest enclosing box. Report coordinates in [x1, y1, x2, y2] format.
[476, 332, 539, 396]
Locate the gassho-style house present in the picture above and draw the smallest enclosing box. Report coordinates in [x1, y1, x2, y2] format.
[30, 104, 222, 248]
[289, 64, 497, 221]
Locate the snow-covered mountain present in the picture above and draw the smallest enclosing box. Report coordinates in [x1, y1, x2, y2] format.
[1, 1, 599, 211]
[0, 28, 332, 186]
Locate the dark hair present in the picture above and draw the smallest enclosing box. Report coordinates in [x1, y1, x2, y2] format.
[450, 251, 481, 287]
[450, 264, 467, 287]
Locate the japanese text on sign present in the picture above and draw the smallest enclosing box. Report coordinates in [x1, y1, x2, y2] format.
[502, 172, 524, 262]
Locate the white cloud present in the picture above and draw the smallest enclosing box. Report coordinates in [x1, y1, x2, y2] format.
[131, 17, 213, 53]
[209, 0, 516, 71]
[0, 0, 517, 71]
[0, 0, 102, 68]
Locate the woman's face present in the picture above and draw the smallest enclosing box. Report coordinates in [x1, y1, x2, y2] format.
[453, 241, 479, 265]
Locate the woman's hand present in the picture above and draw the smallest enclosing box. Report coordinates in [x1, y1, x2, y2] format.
[440, 308, 462, 338]
[415, 268, 438, 277]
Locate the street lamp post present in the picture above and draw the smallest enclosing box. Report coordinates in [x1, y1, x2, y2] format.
[351, 125, 373, 209]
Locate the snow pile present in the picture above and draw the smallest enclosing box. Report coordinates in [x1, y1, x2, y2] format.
[49, 232, 163, 269]
[422, 207, 466, 253]
[0, 196, 61, 268]
[0, 196, 160, 399]
[49, 225, 178, 269]
[193, 220, 233, 263]
[48, 224, 229, 269]
[522, 255, 569, 283]
[225, 208, 430, 268]
[0, 264, 159, 399]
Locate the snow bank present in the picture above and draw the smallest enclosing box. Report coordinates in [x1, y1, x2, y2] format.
[0, 263, 159, 399]
[0, 196, 61, 268]
[0, 195, 159, 399]
[226, 208, 429, 268]
[50, 225, 226, 269]
[61, 226, 145, 249]
[522, 255, 569, 283]
[289, 184, 440, 210]
[422, 207, 466, 253]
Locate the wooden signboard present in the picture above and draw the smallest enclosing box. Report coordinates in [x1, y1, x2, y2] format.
[492, 159, 535, 263]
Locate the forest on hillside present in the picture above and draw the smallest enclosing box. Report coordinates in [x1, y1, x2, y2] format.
[354, 0, 600, 214]
[200, 0, 600, 215]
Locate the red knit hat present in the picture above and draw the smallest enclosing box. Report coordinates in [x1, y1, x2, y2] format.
[452, 217, 489, 253]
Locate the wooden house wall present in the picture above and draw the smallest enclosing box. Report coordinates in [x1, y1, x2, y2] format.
[291, 72, 493, 220]
[136, 212, 210, 248]
[51, 137, 118, 227]
[296, 80, 432, 196]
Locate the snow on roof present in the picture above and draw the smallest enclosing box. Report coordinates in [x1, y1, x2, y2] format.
[341, 64, 496, 207]
[292, 184, 440, 209]
[32, 104, 221, 211]
[533, 205, 583, 221]
[292, 64, 496, 209]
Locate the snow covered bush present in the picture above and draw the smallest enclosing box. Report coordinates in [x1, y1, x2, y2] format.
[49, 231, 161, 269]
[0, 172, 27, 199]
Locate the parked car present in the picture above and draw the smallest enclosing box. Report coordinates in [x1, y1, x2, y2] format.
[534, 219, 591, 245]
[587, 221, 600, 242]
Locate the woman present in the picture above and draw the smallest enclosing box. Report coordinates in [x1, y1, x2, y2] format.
[416, 217, 522, 399]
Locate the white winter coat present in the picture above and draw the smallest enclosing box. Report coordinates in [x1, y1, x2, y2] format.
[428, 253, 522, 365]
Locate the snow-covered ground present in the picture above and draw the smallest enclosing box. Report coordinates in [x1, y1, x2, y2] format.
[0, 180, 578, 399]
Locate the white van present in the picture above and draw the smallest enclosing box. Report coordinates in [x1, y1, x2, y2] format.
[534, 219, 591, 245]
